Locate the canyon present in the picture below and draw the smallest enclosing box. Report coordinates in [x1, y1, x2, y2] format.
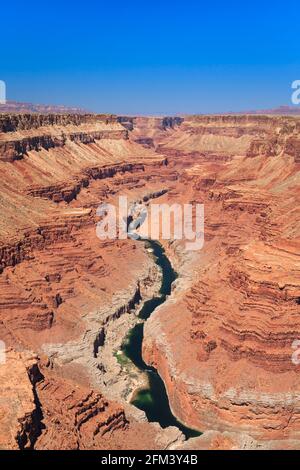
[0, 112, 299, 450]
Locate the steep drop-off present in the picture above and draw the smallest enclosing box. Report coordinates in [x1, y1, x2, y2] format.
[0, 113, 182, 450]
[142, 114, 300, 445]
[0, 113, 299, 449]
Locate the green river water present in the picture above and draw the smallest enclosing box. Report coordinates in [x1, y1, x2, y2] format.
[121, 239, 201, 439]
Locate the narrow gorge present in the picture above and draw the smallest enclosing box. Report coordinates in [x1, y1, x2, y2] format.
[0, 112, 299, 450]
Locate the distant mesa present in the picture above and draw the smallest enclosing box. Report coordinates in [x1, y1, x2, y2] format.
[2, 100, 300, 117]
[228, 105, 300, 115]
[0, 100, 91, 114]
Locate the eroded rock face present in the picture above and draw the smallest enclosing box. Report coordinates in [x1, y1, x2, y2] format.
[34, 362, 128, 450]
[0, 115, 127, 161]
[0, 112, 299, 449]
[0, 113, 182, 449]
[142, 115, 300, 444]
[175, 430, 300, 450]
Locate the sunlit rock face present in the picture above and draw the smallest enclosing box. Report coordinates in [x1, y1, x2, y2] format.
[142, 114, 300, 443]
[0, 112, 299, 449]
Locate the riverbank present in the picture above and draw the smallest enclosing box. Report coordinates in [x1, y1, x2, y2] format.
[41, 235, 201, 442]
[121, 239, 201, 439]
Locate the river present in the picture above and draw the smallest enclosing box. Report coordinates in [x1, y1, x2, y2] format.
[121, 239, 201, 439]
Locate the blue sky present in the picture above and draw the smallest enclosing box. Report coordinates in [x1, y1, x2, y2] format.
[1, 0, 299, 114]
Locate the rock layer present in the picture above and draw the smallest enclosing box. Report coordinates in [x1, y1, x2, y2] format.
[0, 112, 299, 449]
[0, 113, 182, 449]
[142, 114, 300, 443]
